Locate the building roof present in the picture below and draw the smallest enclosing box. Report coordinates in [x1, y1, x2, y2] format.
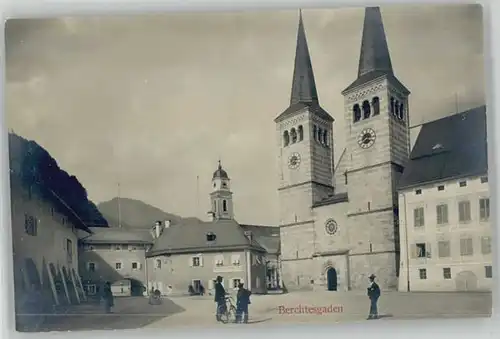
[148, 219, 267, 256]
[239, 224, 280, 255]
[81, 227, 154, 245]
[398, 105, 488, 190]
[342, 7, 409, 95]
[275, 11, 333, 123]
[212, 161, 229, 180]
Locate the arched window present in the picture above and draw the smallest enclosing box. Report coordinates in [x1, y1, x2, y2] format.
[317, 127, 323, 143]
[298, 125, 304, 141]
[323, 130, 328, 146]
[394, 100, 399, 117]
[399, 103, 404, 120]
[390, 97, 395, 114]
[372, 97, 380, 115]
[223, 200, 227, 212]
[283, 131, 290, 147]
[290, 128, 298, 143]
[313, 125, 317, 141]
[353, 104, 361, 122]
[362, 100, 371, 119]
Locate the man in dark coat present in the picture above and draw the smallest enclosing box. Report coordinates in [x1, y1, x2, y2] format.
[366, 274, 380, 319]
[214, 276, 226, 321]
[235, 283, 251, 323]
[101, 281, 114, 314]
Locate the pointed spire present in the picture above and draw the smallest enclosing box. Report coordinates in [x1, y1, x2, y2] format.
[357, 7, 393, 78]
[290, 10, 319, 105]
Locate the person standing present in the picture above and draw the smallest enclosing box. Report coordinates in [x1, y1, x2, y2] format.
[235, 283, 251, 324]
[101, 282, 114, 314]
[366, 274, 380, 320]
[214, 276, 226, 321]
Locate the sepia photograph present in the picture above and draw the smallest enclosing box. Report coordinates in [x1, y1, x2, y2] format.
[5, 4, 491, 332]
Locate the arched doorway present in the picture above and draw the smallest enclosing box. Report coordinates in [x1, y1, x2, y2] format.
[326, 267, 337, 291]
[455, 271, 478, 291]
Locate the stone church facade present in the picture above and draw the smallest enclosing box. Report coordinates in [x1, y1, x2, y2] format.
[276, 7, 410, 291]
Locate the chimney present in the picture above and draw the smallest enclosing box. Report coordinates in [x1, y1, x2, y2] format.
[244, 231, 252, 242]
[154, 221, 163, 239]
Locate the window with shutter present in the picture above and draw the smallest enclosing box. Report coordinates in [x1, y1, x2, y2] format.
[481, 236, 492, 254]
[410, 244, 417, 259]
[413, 207, 424, 227]
[436, 204, 448, 225]
[425, 243, 431, 258]
[438, 241, 450, 258]
[415, 243, 426, 258]
[479, 198, 490, 221]
[460, 238, 473, 256]
[458, 201, 471, 222]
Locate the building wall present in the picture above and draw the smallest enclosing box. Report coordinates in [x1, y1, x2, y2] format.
[79, 243, 149, 295]
[10, 179, 83, 308]
[398, 175, 492, 291]
[146, 250, 266, 296]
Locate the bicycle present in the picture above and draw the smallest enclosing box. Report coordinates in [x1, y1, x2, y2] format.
[217, 295, 237, 324]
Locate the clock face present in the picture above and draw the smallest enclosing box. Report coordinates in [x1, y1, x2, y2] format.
[357, 128, 376, 149]
[325, 219, 338, 235]
[288, 152, 301, 169]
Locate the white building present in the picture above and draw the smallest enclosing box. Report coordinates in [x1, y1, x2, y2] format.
[398, 106, 491, 291]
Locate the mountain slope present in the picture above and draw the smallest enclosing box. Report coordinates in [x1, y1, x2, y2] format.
[98, 197, 201, 229]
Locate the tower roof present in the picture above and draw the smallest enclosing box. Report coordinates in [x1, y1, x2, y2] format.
[358, 7, 393, 78]
[290, 10, 318, 106]
[342, 7, 409, 95]
[275, 11, 334, 123]
[212, 160, 229, 180]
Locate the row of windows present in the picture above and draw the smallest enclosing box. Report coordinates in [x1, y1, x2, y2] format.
[282, 125, 329, 147]
[83, 244, 145, 251]
[418, 266, 492, 280]
[86, 261, 143, 272]
[411, 236, 492, 259]
[413, 198, 490, 227]
[414, 177, 488, 195]
[189, 254, 242, 267]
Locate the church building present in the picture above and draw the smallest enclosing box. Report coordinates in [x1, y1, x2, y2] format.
[276, 7, 410, 291]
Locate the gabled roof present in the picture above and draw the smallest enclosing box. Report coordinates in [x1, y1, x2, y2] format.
[148, 219, 267, 256]
[81, 227, 154, 245]
[239, 224, 280, 255]
[398, 105, 488, 190]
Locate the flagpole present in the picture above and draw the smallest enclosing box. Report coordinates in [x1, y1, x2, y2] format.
[117, 182, 122, 228]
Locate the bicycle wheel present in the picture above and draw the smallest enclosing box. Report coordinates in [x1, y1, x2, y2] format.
[228, 306, 237, 323]
[218, 305, 229, 324]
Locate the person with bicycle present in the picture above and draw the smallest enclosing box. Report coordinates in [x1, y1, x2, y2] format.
[235, 283, 251, 324]
[214, 276, 227, 322]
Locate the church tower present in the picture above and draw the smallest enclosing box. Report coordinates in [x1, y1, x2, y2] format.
[209, 161, 234, 220]
[275, 11, 335, 289]
[342, 7, 411, 289]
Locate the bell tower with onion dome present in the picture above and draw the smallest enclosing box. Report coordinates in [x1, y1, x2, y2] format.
[208, 160, 234, 221]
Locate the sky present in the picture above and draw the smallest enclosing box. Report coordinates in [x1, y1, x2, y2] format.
[5, 4, 485, 226]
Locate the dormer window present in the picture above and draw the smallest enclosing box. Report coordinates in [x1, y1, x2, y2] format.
[432, 143, 444, 150]
[206, 232, 216, 242]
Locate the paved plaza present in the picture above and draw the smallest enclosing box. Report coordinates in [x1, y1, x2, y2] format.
[23, 291, 491, 332]
[145, 291, 492, 329]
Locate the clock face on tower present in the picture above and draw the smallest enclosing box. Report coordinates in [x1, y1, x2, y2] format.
[288, 152, 301, 169]
[357, 128, 376, 149]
